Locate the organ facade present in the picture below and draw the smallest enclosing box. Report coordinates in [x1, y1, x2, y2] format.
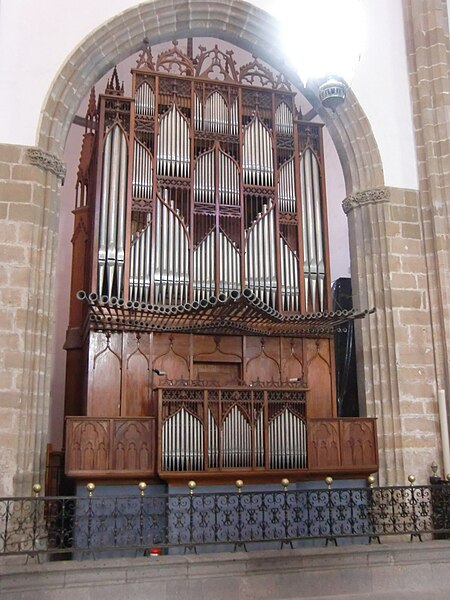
[63, 40, 377, 485]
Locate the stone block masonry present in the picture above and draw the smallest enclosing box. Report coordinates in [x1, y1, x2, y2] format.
[0, 541, 449, 599]
[0, 143, 61, 496]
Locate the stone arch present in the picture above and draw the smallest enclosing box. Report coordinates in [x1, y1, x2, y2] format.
[37, 0, 384, 195]
[25, 0, 402, 490]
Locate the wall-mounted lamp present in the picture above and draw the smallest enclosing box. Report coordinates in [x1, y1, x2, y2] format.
[152, 368, 167, 376]
[319, 77, 347, 111]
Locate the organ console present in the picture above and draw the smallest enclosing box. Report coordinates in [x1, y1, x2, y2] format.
[63, 39, 377, 484]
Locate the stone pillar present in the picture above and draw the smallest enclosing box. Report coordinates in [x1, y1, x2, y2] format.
[0, 144, 65, 496]
[345, 187, 440, 485]
[402, 0, 450, 478]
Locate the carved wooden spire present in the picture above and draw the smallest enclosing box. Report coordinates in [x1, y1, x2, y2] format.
[135, 37, 155, 71]
[105, 66, 124, 96]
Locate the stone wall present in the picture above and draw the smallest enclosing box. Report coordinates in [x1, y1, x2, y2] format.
[0, 144, 62, 496]
[345, 186, 441, 485]
[1, 541, 449, 599]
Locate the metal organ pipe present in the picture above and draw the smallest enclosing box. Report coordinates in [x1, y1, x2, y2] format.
[275, 102, 293, 136]
[279, 237, 299, 312]
[157, 105, 190, 177]
[230, 99, 238, 135]
[245, 201, 277, 307]
[132, 140, 153, 200]
[218, 231, 240, 296]
[194, 231, 215, 302]
[218, 150, 239, 205]
[194, 93, 203, 131]
[98, 124, 128, 299]
[312, 153, 325, 310]
[205, 92, 228, 133]
[300, 148, 324, 312]
[268, 409, 306, 469]
[135, 82, 155, 116]
[243, 116, 273, 186]
[150, 194, 189, 305]
[278, 158, 296, 213]
[194, 150, 215, 203]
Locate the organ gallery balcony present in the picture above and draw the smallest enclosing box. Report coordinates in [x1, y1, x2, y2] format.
[65, 386, 378, 482]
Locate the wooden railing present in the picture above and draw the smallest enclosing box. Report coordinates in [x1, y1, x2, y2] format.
[65, 417, 156, 479]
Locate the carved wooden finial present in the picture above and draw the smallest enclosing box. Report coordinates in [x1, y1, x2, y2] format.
[106, 67, 123, 96]
[136, 38, 155, 70]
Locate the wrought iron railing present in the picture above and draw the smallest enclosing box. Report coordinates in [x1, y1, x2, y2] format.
[1, 483, 449, 558]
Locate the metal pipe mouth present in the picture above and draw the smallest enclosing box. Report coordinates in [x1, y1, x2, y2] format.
[230, 290, 240, 300]
[217, 293, 227, 303]
[200, 299, 209, 308]
[100, 295, 109, 304]
[191, 301, 200, 310]
[183, 303, 192, 312]
[126, 301, 134, 309]
[243, 288, 253, 299]
[88, 292, 98, 303]
[117, 298, 125, 307]
[208, 295, 218, 306]
[133, 301, 140, 309]
[139, 302, 148, 311]
[76, 290, 87, 301]
[110, 297, 118, 306]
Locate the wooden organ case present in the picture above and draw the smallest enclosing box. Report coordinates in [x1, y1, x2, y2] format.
[64, 41, 377, 484]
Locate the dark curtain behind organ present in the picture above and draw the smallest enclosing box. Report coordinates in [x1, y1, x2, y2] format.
[333, 277, 359, 417]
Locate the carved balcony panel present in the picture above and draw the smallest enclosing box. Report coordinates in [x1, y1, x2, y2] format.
[308, 417, 378, 473]
[65, 417, 156, 479]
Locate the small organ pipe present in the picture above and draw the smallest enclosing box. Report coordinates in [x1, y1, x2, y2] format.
[157, 105, 190, 177]
[243, 116, 273, 186]
[278, 159, 295, 213]
[275, 102, 293, 135]
[132, 141, 152, 200]
[135, 82, 155, 116]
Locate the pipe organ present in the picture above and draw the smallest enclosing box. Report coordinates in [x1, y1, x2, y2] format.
[64, 40, 378, 485]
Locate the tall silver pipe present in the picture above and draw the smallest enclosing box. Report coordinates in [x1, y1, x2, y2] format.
[116, 134, 127, 297]
[300, 153, 310, 310]
[98, 129, 112, 295]
[304, 149, 318, 310]
[152, 197, 161, 303]
[312, 152, 325, 310]
[231, 99, 237, 135]
[194, 93, 202, 130]
[106, 126, 121, 298]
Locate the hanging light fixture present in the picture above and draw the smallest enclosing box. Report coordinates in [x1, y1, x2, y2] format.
[318, 77, 347, 111]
